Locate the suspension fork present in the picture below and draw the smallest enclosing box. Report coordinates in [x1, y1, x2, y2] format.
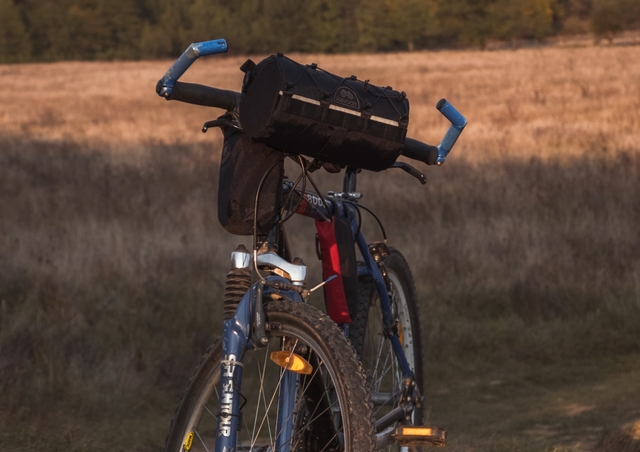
[215, 276, 305, 452]
[215, 286, 250, 452]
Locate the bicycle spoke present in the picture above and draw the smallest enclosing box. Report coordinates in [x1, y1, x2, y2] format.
[250, 339, 299, 450]
[286, 398, 340, 452]
[273, 354, 329, 449]
[371, 334, 388, 389]
[318, 432, 340, 452]
[372, 346, 394, 388]
[271, 343, 335, 451]
[254, 345, 274, 446]
[194, 428, 211, 452]
[204, 404, 217, 421]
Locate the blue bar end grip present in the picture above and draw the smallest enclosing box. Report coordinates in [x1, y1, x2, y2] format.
[194, 39, 228, 57]
[435, 98, 467, 165]
[158, 39, 228, 98]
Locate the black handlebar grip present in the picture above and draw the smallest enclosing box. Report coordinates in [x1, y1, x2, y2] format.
[158, 80, 241, 111]
[401, 137, 440, 166]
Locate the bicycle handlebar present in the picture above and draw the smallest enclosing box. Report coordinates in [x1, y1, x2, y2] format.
[157, 81, 241, 111]
[157, 39, 228, 98]
[400, 99, 467, 166]
[401, 138, 440, 165]
[156, 40, 467, 168]
[434, 98, 467, 165]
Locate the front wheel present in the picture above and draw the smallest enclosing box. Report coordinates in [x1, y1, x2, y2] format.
[163, 300, 376, 452]
[350, 247, 426, 451]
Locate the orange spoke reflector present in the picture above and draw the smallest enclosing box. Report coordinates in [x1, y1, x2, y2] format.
[270, 351, 313, 375]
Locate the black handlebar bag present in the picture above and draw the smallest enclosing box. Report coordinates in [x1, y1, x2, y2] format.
[238, 54, 409, 172]
[218, 127, 285, 236]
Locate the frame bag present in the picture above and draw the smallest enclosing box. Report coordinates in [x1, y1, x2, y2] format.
[218, 127, 285, 235]
[238, 54, 410, 172]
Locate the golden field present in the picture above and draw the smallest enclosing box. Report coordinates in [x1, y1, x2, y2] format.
[3, 45, 640, 159]
[1, 44, 639, 452]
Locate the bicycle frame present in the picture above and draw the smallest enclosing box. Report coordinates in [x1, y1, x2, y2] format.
[288, 181, 415, 380]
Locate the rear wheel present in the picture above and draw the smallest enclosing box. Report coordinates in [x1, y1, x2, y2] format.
[350, 248, 425, 451]
[164, 300, 376, 452]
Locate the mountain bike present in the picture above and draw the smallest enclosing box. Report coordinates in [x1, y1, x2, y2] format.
[156, 40, 467, 452]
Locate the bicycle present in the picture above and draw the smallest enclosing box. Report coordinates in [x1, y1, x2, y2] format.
[156, 39, 467, 452]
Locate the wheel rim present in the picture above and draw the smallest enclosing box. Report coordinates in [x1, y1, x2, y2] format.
[388, 271, 416, 375]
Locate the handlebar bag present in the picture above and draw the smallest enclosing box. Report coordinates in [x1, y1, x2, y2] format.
[238, 54, 409, 172]
[218, 126, 285, 235]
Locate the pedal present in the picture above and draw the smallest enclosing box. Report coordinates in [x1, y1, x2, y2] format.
[392, 426, 447, 448]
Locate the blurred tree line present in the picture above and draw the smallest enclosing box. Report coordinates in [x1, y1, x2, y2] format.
[1, 0, 639, 63]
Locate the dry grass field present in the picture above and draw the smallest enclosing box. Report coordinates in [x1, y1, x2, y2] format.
[3, 45, 640, 159]
[1, 44, 640, 451]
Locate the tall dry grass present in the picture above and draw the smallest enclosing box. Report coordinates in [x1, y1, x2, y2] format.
[1, 44, 640, 450]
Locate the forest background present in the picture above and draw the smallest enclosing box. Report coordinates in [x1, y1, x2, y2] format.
[2, 0, 640, 62]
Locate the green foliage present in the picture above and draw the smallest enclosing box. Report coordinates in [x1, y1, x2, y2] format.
[1, 0, 639, 65]
[385, 0, 438, 50]
[0, 0, 31, 63]
[590, 0, 640, 41]
[305, 0, 349, 53]
[488, 0, 557, 43]
[590, 0, 625, 41]
[437, 0, 495, 48]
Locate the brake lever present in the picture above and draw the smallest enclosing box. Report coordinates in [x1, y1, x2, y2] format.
[392, 162, 427, 185]
[202, 118, 242, 133]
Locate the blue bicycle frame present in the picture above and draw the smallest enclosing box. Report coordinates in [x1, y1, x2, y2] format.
[290, 190, 415, 377]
